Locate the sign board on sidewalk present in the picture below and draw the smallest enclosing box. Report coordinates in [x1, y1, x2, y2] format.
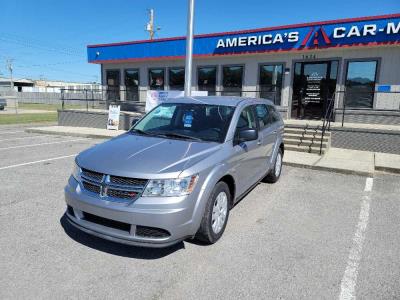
[107, 105, 120, 130]
[145, 90, 208, 112]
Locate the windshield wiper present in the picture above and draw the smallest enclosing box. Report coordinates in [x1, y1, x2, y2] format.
[130, 129, 162, 137]
[157, 132, 202, 141]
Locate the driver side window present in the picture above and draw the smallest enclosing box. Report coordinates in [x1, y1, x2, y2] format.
[236, 106, 257, 130]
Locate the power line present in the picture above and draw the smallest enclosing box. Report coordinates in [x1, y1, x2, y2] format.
[0, 38, 84, 57]
[0, 32, 85, 54]
[15, 60, 84, 68]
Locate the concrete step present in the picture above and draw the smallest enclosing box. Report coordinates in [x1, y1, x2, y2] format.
[284, 133, 330, 142]
[284, 129, 332, 138]
[284, 138, 329, 148]
[285, 144, 328, 154]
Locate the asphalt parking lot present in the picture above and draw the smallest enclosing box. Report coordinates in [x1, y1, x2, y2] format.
[0, 124, 399, 299]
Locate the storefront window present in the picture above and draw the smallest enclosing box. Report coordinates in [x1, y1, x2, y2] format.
[168, 67, 185, 90]
[106, 70, 120, 100]
[345, 60, 377, 108]
[259, 64, 283, 105]
[124, 69, 139, 101]
[149, 68, 165, 90]
[222, 65, 243, 96]
[198, 66, 217, 96]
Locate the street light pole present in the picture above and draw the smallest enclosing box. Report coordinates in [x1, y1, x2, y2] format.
[184, 0, 195, 97]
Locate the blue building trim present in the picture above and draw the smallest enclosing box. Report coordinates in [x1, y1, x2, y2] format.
[87, 14, 400, 64]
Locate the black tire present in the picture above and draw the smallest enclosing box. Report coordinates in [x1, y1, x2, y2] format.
[264, 148, 283, 184]
[195, 182, 231, 244]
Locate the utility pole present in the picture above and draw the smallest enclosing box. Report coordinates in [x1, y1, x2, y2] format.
[146, 9, 161, 40]
[184, 0, 195, 97]
[6, 59, 13, 92]
[6, 59, 17, 114]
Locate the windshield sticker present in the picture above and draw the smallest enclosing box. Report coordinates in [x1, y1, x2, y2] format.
[183, 112, 193, 128]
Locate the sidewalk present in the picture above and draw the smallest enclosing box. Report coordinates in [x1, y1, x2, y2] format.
[284, 119, 400, 134]
[284, 149, 400, 176]
[26, 125, 125, 139]
[26, 125, 400, 176]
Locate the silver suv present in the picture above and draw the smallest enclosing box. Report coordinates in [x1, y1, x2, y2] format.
[65, 97, 284, 247]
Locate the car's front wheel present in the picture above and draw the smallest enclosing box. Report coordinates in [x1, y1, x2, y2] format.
[195, 182, 230, 244]
[264, 148, 283, 183]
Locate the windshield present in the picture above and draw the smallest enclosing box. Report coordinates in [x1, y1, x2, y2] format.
[131, 103, 236, 143]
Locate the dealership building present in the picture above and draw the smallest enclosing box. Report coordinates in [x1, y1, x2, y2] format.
[87, 13, 400, 124]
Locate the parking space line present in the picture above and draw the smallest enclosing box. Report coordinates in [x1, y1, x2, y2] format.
[0, 135, 53, 142]
[0, 138, 88, 150]
[0, 154, 76, 170]
[0, 130, 25, 135]
[364, 177, 373, 192]
[339, 177, 374, 300]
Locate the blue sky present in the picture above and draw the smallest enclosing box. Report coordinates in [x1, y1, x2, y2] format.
[0, 0, 398, 83]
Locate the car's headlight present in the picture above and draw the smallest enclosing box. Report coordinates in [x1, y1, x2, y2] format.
[142, 175, 199, 197]
[72, 162, 81, 181]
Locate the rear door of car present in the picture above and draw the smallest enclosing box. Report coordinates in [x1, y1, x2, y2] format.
[253, 104, 277, 172]
[231, 105, 265, 195]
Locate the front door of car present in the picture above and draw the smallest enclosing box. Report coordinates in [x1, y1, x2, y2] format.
[254, 104, 277, 171]
[231, 105, 265, 196]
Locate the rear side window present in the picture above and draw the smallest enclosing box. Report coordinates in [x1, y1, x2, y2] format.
[236, 106, 257, 130]
[254, 104, 270, 129]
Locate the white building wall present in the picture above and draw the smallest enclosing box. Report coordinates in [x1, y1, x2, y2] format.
[101, 45, 400, 113]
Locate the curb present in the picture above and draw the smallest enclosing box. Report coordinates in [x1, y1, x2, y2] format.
[25, 128, 121, 139]
[375, 165, 400, 174]
[283, 161, 375, 177]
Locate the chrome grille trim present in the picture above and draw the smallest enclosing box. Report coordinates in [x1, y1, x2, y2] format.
[79, 167, 148, 202]
[81, 168, 104, 182]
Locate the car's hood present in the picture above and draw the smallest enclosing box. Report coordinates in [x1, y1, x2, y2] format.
[77, 133, 221, 178]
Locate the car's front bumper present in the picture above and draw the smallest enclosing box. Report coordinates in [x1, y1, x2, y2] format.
[64, 176, 203, 248]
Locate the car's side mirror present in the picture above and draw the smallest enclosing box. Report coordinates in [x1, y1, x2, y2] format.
[234, 128, 258, 145]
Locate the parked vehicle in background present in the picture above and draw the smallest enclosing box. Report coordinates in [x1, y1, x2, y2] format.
[65, 96, 284, 247]
[0, 98, 7, 110]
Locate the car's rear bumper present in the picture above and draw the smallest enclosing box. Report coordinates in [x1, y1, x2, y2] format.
[64, 176, 201, 248]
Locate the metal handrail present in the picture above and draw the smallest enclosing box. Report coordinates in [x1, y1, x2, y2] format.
[319, 97, 335, 155]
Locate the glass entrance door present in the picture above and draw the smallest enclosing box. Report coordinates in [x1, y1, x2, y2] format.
[291, 61, 338, 119]
[124, 69, 139, 101]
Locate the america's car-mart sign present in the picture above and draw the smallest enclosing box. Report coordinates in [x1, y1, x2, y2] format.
[87, 14, 400, 63]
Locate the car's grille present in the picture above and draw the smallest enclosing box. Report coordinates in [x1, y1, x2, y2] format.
[80, 167, 148, 202]
[82, 212, 131, 232]
[80, 212, 170, 239]
[110, 175, 147, 186]
[82, 181, 101, 194]
[136, 226, 170, 238]
[107, 188, 138, 199]
[81, 168, 103, 182]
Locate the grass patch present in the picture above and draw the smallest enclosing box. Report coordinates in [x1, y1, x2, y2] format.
[0, 113, 57, 124]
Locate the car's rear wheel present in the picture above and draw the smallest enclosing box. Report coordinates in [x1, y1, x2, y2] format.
[264, 148, 283, 183]
[195, 182, 230, 244]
